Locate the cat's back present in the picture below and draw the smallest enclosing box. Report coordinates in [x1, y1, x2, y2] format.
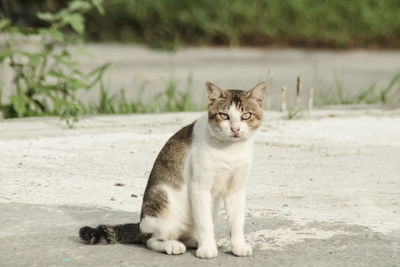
[140, 121, 196, 218]
[146, 121, 196, 189]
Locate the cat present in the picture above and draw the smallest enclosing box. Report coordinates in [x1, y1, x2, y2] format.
[79, 81, 267, 259]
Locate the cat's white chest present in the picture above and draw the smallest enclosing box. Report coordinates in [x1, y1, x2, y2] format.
[206, 143, 251, 195]
[189, 115, 254, 196]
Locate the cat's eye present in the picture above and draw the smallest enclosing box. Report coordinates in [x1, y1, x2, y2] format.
[219, 113, 229, 120]
[241, 113, 252, 120]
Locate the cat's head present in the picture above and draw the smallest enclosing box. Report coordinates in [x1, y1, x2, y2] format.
[206, 81, 267, 141]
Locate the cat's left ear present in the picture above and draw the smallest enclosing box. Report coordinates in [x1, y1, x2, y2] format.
[246, 82, 267, 108]
[206, 81, 225, 104]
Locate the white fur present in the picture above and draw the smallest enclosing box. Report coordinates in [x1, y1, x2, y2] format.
[140, 105, 255, 258]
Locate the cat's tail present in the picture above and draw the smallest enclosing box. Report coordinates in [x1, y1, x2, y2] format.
[79, 223, 151, 245]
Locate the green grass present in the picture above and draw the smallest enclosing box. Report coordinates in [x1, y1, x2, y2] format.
[316, 72, 400, 106]
[151, 77, 195, 112]
[287, 108, 305, 120]
[83, 0, 400, 49]
[87, 76, 197, 116]
[1, 64, 399, 125]
[3, 0, 400, 49]
[92, 81, 150, 114]
[89, 72, 400, 123]
[0, 78, 196, 123]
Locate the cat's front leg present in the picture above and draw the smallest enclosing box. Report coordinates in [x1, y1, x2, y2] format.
[189, 179, 218, 259]
[224, 186, 252, 257]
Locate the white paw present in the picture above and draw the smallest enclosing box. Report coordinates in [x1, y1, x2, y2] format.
[232, 242, 252, 257]
[196, 243, 218, 259]
[165, 240, 186, 255]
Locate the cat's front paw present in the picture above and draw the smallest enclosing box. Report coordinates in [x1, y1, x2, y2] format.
[232, 242, 252, 257]
[196, 243, 218, 259]
[165, 240, 186, 255]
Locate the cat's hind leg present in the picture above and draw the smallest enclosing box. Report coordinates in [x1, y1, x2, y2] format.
[140, 214, 187, 255]
[146, 236, 186, 255]
[140, 185, 192, 255]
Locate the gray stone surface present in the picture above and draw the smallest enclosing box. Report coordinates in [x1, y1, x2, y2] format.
[0, 110, 400, 266]
[0, 203, 399, 266]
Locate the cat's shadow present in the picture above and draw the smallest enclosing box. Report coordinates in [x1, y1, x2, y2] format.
[186, 247, 235, 259]
[71, 235, 236, 259]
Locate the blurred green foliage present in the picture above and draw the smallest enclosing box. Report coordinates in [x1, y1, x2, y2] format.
[0, 0, 197, 124]
[0, 0, 108, 126]
[1, 0, 399, 122]
[89, 77, 196, 115]
[2, 0, 399, 49]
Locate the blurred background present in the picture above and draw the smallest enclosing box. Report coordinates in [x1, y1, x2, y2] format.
[1, 0, 400, 122]
[4, 0, 400, 48]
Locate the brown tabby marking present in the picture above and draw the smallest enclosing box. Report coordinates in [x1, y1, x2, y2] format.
[141, 187, 169, 218]
[140, 122, 195, 219]
[206, 82, 265, 131]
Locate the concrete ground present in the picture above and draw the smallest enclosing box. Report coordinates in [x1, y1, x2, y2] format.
[0, 109, 400, 266]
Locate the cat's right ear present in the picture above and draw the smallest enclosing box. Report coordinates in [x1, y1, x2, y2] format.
[246, 81, 267, 108]
[206, 82, 224, 105]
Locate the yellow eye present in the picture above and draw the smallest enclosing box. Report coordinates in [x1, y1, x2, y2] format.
[219, 113, 229, 120]
[241, 113, 252, 120]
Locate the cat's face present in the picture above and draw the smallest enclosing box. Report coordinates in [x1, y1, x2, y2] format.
[206, 81, 266, 141]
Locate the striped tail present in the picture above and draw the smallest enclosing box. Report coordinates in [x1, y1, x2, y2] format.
[79, 223, 151, 245]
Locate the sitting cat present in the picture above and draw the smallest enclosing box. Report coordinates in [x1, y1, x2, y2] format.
[79, 81, 267, 258]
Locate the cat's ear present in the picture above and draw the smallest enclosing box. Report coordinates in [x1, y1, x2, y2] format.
[206, 82, 225, 104]
[246, 82, 267, 108]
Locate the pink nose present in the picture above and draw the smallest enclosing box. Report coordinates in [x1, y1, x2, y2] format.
[231, 127, 240, 135]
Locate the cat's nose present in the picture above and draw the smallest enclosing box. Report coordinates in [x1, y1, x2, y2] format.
[231, 127, 240, 135]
